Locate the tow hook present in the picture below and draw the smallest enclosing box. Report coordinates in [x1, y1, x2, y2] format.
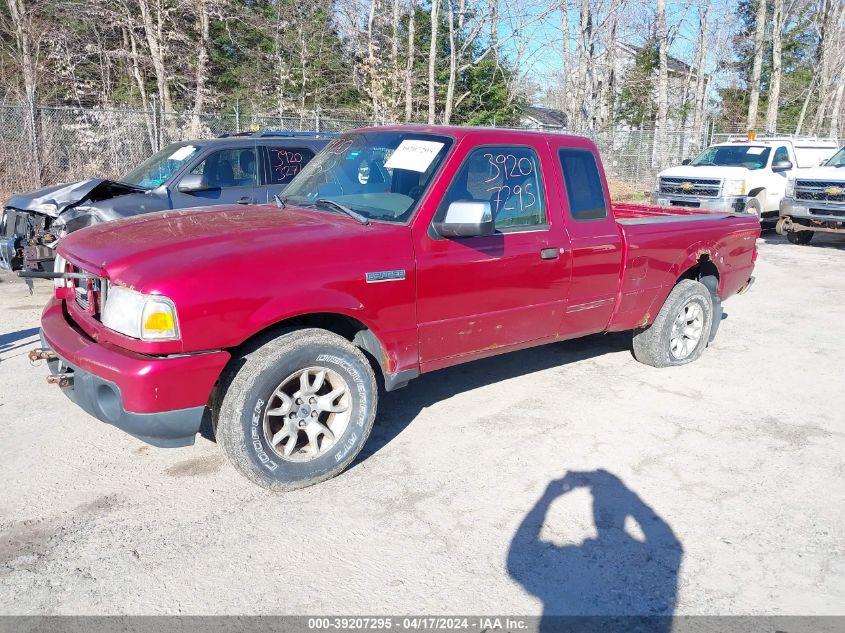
[29, 348, 58, 363]
[47, 372, 74, 388]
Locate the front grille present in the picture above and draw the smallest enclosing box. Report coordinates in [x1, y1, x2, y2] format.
[795, 180, 845, 203]
[660, 177, 722, 197]
[67, 263, 106, 317]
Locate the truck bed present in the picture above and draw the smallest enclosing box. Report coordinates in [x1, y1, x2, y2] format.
[606, 202, 760, 333]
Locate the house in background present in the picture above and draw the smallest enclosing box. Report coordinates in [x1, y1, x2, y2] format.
[520, 106, 569, 131]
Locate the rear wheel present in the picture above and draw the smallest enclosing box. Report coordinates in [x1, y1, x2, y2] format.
[786, 230, 814, 245]
[632, 280, 714, 368]
[216, 328, 377, 491]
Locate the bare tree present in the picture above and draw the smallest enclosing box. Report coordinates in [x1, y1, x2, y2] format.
[137, 0, 174, 113]
[655, 0, 668, 166]
[746, 0, 766, 130]
[405, 0, 416, 120]
[191, 0, 211, 128]
[690, 0, 711, 152]
[427, 0, 439, 123]
[764, 0, 785, 134]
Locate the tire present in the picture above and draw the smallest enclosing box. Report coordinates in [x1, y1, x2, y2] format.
[632, 279, 714, 368]
[216, 328, 377, 491]
[786, 230, 814, 245]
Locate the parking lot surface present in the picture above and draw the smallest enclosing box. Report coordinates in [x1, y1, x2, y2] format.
[0, 232, 843, 616]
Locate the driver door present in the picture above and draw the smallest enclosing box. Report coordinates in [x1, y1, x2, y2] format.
[413, 144, 572, 370]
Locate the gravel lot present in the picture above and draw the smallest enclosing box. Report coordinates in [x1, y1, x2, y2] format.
[0, 231, 843, 617]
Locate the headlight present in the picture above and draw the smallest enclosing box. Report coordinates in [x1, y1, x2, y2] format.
[723, 179, 746, 197]
[52, 253, 67, 288]
[101, 285, 179, 341]
[785, 178, 795, 198]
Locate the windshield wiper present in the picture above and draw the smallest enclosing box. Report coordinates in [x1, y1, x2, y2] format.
[314, 198, 369, 225]
[273, 194, 286, 208]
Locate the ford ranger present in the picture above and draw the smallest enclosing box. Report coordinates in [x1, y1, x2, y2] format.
[653, 135, 837, 218]
[29, 126, 759, 490]
[777, 145, 845, 245]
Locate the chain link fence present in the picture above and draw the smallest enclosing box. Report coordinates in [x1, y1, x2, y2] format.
[0, 103, 772, 201]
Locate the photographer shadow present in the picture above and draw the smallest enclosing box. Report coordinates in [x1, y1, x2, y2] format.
[507, 470, 682, 633]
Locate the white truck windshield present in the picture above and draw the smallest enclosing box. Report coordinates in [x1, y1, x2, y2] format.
[690, 145, 771, 170]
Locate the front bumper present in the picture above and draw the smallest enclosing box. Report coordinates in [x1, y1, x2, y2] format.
[780, 197, 845, 223]
[652, 193, 747, 213]
[39, 297, 230, 447]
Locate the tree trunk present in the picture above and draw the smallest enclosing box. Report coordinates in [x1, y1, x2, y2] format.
[126, 25, 157, 151]
[138, 0, 173, 114]
[746, 0, 766, 131]
[655, 0, 668, 167]
[427, 0, 440, 124]
[575, 0, 593, 130]
[405, 1, 416, 121]
[829, 64, 845, 138]
[559, 0, 572, 123]
[191, 0, 210, 132]
[443, 0, 457, 124]
[691, 0, 710, 153]
[764, 0, 784, 135]
[7, 0, 43, 186]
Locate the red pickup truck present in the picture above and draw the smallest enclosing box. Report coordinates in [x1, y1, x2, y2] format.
[32, 126, 759, 490]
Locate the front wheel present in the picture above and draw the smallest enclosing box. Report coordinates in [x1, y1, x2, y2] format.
[786, 230, 814, 245]
[632, 279, 714, 368]
[216, 328, 377, 491]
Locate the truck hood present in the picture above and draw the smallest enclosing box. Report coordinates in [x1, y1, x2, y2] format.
[794, 165, 845, 181]
[58, 204, 405, 288]
[659, 165, 750, 180]
[5, 179, 147, 217]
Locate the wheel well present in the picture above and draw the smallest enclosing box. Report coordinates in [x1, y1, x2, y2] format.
[679, 255, 720, 296]
[232, 313, 388, 381]
[747, 187, 766, 202]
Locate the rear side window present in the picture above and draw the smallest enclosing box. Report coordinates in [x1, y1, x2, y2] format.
[559, 149, 607, 221]
[268, 147, 315, 185]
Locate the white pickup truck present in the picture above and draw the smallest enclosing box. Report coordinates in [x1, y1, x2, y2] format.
[777, 145, 845, 244]
[653, 136, 838, 219]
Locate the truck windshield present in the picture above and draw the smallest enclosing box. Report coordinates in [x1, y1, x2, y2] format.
[690, 145, 771, 170]
[121, 144, 201, 188]
[283, 131, 453, 223]
[825, 147, 845, 167]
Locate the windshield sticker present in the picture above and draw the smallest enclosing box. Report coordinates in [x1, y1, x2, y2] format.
[169, 145, 196, 161]
[746, 147, 766, 155]
[384, 140, 445, 172]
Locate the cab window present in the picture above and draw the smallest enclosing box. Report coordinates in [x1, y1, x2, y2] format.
[439, 146, 546, 231]
[559, 149, 608, 221]
[191, 148, 258, 188]
[268, 147, 316, 185]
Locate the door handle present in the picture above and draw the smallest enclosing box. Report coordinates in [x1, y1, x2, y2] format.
[540, 247, 560, 260]
[237, 196, 254, 205]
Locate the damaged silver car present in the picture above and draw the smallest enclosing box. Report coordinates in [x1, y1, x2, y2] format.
[0, 131, 332, 272]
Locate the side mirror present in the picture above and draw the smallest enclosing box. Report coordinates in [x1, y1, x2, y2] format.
[681, 158, 692, 165]
[772, 160, 793, 172]
[177, 174, 210, 193]
[434, 201, 494, 238]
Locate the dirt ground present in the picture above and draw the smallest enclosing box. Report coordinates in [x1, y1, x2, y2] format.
[0, 231, 843, 616]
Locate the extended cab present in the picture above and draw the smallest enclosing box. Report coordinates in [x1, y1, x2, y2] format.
[653, 135, 838, 218]
[31, 126, 760, 490]
[777, 145, 845, 245]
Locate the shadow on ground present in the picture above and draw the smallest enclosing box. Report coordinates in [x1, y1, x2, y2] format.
[0, 327, 40, 360]
[508, 469, 682, 632]
[759, 228, 845, 250]
[354, 331, 633, 465]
